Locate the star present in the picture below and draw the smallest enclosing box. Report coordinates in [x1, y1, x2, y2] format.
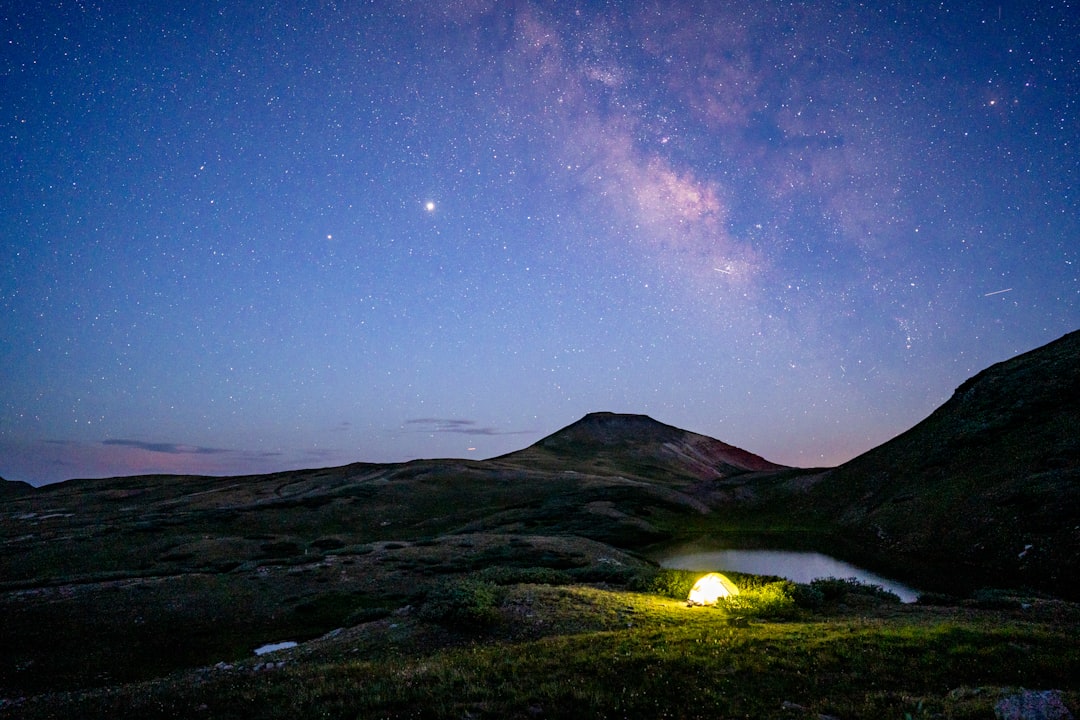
[425, 201, 436, 212]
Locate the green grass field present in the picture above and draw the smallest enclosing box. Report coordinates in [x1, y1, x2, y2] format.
[5, 573, 1078, 719]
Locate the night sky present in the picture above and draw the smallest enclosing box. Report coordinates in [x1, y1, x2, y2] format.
[2, 1, 1078, 486]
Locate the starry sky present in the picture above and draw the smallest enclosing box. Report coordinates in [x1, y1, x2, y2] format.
[2, 1, 1078, 486]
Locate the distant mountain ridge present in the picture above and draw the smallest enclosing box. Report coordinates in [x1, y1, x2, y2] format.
[4, 332, 1078, 599]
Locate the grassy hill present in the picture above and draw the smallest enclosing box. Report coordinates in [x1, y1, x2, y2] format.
[799, 329, 1080, 598]
[2, 333, 1079, 717]
[0, 421, 768, 700]
[6, 581, 1079, 719]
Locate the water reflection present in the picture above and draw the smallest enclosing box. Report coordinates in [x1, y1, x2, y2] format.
[658, 548, 919, 603]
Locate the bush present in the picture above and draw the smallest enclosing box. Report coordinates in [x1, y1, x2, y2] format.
[721, 570, 788, 591]
[915, 591, 963, 606]
[810, 576, 861, 601]
[649, 568, 699, 600]
[791, 583, 826, 609]
[419, 579, 502, 628]
[716, 581, 798, 619]
[809, 577, 900, 603]
[970, 588, 1024, 609]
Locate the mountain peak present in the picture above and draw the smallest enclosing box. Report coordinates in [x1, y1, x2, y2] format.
[499, 412, 784, 481]
[542, 412, 683, 447]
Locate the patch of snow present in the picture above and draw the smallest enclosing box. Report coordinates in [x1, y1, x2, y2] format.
[253, 641, 297, 656]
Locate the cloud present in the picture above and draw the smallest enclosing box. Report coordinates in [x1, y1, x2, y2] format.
[403, 419, 528, 436]
[101, 439, 231, 455]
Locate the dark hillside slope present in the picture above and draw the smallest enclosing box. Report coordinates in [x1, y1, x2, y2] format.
[806, 330, 1080, 598]
[498, 412, 786, 481]
[0, 477, 33, 497]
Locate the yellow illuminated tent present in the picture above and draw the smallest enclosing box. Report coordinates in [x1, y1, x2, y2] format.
[687, 572, 739, 606]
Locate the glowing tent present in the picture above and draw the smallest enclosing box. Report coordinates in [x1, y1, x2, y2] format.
[687, 572, 739, 606]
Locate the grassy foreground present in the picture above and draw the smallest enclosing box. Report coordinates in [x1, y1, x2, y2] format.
[5, 577, 1078, 720]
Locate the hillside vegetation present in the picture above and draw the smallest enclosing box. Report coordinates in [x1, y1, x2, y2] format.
[801, 330, 1080, 596]
[2, 330, 1078, 717]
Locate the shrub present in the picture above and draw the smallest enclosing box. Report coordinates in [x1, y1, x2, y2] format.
[649, 568, 699, 600]
[790, 582, 826, 609]
[809, 576, 900, 603]
[721, 570, 788, 591]
[419, 579, 502, 628]
[971, 588, 1024, 609]
[810, 576, 861, 601]
[716, 581, 798, 619]
[915, 591, 963, 606]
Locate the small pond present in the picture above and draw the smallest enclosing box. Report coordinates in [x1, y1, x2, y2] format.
[656, 547, 920, 603]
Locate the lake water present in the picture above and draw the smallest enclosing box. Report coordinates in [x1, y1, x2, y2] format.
[657, 548, 920, 603]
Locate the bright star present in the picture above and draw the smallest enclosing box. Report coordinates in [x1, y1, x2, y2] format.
[424, 201, 436, 212]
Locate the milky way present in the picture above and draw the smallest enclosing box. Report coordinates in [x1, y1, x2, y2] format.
[2, 1, 1077, 484]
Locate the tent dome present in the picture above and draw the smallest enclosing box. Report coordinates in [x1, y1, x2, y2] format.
[687, 572, 739, 605]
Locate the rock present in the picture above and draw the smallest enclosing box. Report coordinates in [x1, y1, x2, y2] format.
[995, 689, 1074, 720]
[780, 703, 838, 720]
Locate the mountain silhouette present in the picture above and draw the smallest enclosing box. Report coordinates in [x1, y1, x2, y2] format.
[497, 411, 785, 481]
